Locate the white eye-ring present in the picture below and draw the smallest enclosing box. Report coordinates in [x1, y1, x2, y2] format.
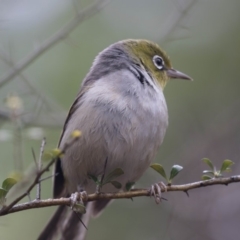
[153, 55, 164, 70]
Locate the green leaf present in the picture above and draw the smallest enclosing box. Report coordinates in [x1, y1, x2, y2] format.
[169, 165, 183, 181]
[43, 148, 63, 161]
[87, 174, 100, 185]
[103, 168, 124, 184]
[202, 170, 214, 175]
[125, 182, 135, 191]
[202, 158, 214, 170]
[150, 163, 167, 180]
[0, 188, 7, 205]
[2, 178, 17, 191]
[202, 175, 213, 180]
[110, 181, 122, 189]
[74, 203, 86, 214]
[214, 171, 222, 178]
[220, 159, 234, 173]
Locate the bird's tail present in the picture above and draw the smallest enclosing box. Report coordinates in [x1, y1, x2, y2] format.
[38, 203, 92, 240]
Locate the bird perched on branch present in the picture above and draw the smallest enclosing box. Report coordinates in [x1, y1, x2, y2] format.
[38, 39, 192, 240]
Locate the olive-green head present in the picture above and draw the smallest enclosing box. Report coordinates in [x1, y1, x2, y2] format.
[123, 39, 192, 89]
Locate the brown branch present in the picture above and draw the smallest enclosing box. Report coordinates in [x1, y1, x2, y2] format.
[0, 158, 55, 215]
[159, 0, 198, 42]
[0, 135, 80, 215]
[1, 175, 239, 216]
[0, 0, 110, 88]
[0, 48, 66, 128]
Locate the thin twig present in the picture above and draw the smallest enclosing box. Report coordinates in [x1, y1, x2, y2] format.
[0, 135, 80, 215]
[36, 138, 46, 200]
[39, 173, 58, 183]
[159, 0, 198, 42]
[0, 158, 56, 215]
[31, 148, 37, 167]
[1, 175, 240, 216]
[0, 47, 67, 128]
[75, 212, 88, 230]
[0, 0, 109, 88]
[100, 157, 108, 185]
[96, 157, 108, 193]
[27, 193, 31, 202]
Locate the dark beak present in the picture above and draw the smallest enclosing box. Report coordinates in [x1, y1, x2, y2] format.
[167, 68, 193, 80]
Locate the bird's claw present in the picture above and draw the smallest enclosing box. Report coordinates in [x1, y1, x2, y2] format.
[150, 182, 167, 204]
[70, 191, 87, 214]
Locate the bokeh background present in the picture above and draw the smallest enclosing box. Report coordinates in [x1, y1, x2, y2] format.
[0, 0, 240, 239]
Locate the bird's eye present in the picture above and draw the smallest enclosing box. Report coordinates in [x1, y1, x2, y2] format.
[153, 55, 164, 70]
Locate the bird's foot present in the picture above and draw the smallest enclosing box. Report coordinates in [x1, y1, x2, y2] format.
[150, 182, 167, 204]
[70, 191, 87, 214]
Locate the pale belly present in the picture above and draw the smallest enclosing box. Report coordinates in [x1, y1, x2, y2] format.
[60, 71, 168, 194]
[60, 102, 167, 194]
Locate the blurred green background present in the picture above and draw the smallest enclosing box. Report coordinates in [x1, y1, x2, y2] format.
[0, 0, 240, 239]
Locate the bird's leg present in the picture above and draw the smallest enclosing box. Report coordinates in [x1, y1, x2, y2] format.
[150, 182, 167, 204]
[70, 190, 88, 214]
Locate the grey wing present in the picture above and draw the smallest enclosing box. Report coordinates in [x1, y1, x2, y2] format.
[53, 93, 84, 198]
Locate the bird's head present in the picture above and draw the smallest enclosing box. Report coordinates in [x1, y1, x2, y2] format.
[123, 39, 192, 89]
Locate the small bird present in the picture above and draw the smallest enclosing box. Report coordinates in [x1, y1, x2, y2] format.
[38, 39, 192, 240]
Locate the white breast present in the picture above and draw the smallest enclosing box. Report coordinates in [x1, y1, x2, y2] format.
[60, 70, 168, 194]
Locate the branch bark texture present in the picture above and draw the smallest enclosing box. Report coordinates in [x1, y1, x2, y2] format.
[1, 175, 239, 216]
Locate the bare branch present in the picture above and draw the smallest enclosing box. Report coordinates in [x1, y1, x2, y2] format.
[36, 138, 46, 200]
[0, 47, 66, 128]
[1, 175, 240, 216]
[0, 158, 55, 215]
[0, 135, 80, 215]
[0, 0, 110, 88]
[159, 0, 198, 42]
